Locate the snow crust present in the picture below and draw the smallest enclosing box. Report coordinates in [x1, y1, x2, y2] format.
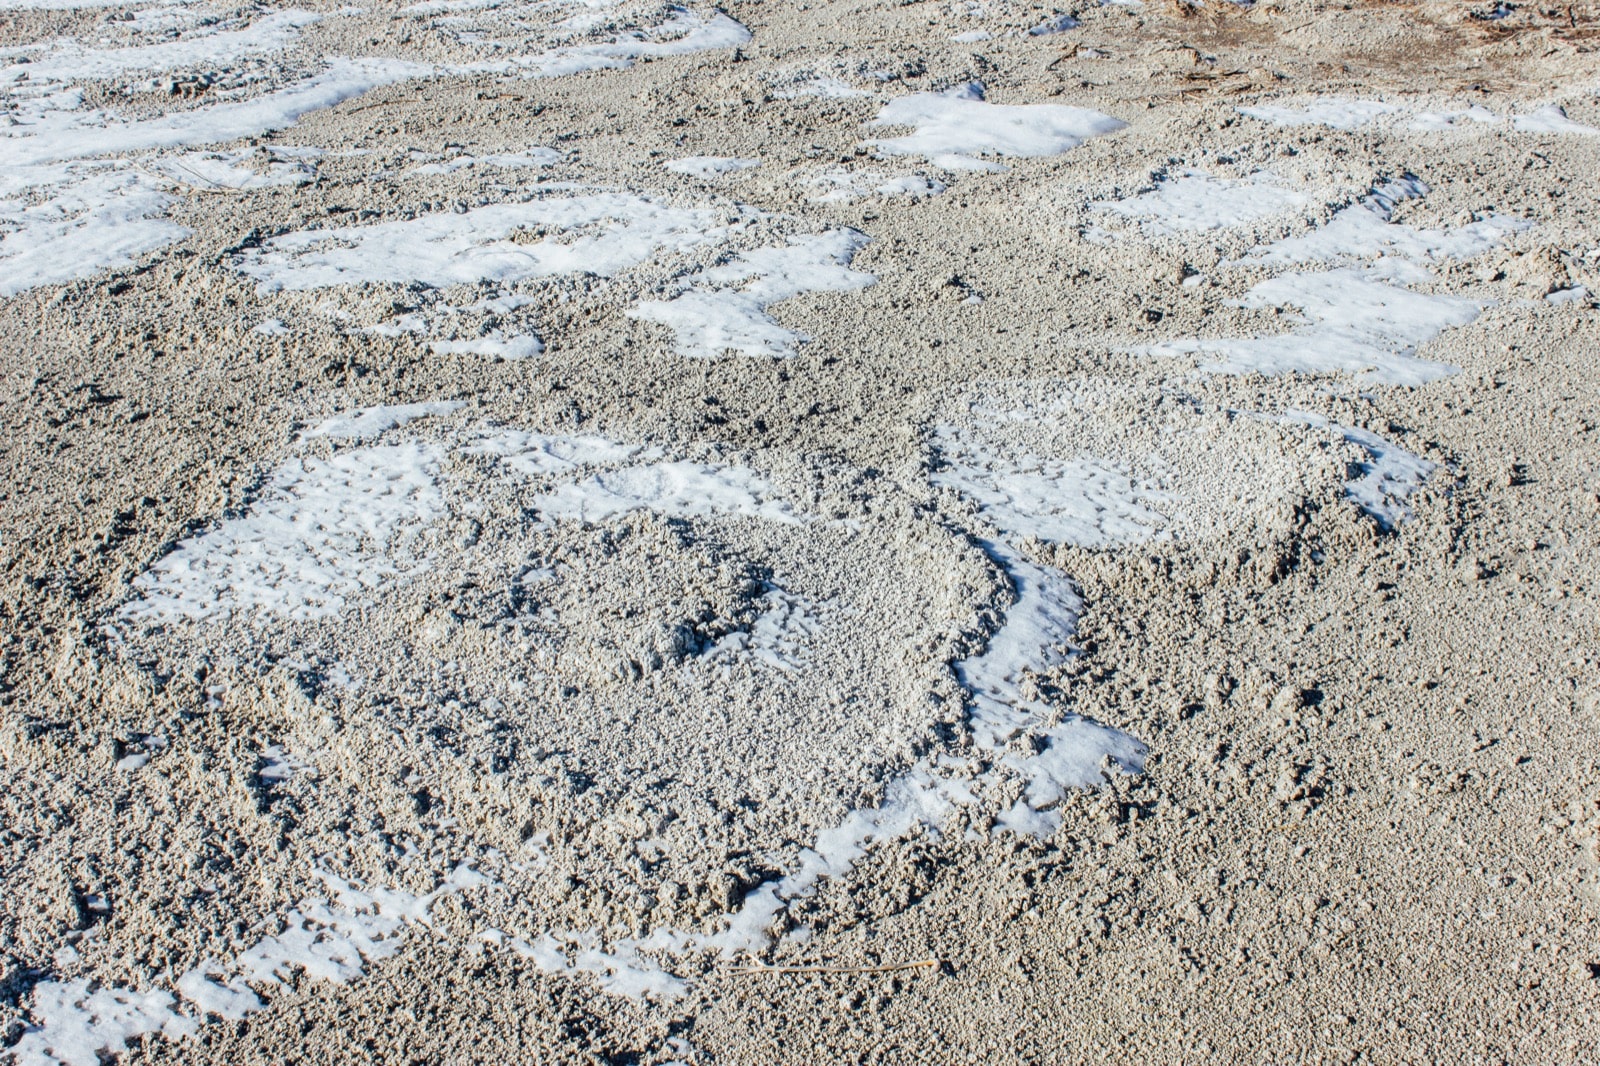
[867, 81, 1126, 169]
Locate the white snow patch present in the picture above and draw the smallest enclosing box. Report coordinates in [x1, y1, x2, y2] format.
[707, 586, 821, 673]
[13, 865, 488, 1065]
[926, 418, 1150, 780]
[427, 332, 544, 359]
[1238, 98, 1401, 129]
[8, 982, 195, 1066]
[463, 428, 648, 477]
[121, 442, 447, 622]
[5, 58, 430, 167]
[0, 166, 182, 295]
[301, 401, 465, 441]
[0, 0, 197, 7]
[236, 192, 730, 292]
[996, 716, 1149, 834]
[931, 428, 1170, 547]
[1277, 411, 1436, 528]
[528, 461, 803, 525]
[1511, 104, 1600, 134]
[806, 168, 945, 203]
[1243, 97, 1600, 134]
[153, 148, 316, 190]
[663, 155, 760, 177]
[470, 9, 752, 80]
[1244, 177, 1531, 266]
[1409, 105, 1501, 131]
[403, 149, 560, 177]
[1153, 266, 1478, 385]
[953, 543, 1085, 746]
[866, 81, 1126, 170]
[702, 768, 978, 954]
[0, 10, 319, 85]
[1148, 179, 1528, 383]
[630, 229, 876, 358]
[1094, 169, 1308, 234]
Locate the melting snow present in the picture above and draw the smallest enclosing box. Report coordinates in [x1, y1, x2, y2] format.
[866, 81, 1126, 170]
[1155, 266, 1479, 385]
[1243, 177, 1530, 266]
[1243, 97, 1600, 135]
[631, 229, 876, 358]
[1510, 103, 1600, 134]
[806, 168, 946, 203]
[120, 442, 446, 622]
[1148, 178, 1529, 383]
[237, 192, 731, 291]
[931, 422, 1150, 779]
[404, 149, 560, 177]
[931, 428, 1170, 547]
[1276, 411, 1436, 528]
[0, 10, 319, 85]
[1094, 169, 1308, 234]
[663, 155, 761, 177]
[528, 461, 802, 525]
[12, 866, 489, 1065]
[0, 167, 183, 296]
[300, 401, 464, 440]
[5, 58, 429, 168]
[464, 428, 649, 476]
[153, 148, 317, 191]
[0, 2, 750, 295]
[707, 586, 822, 673]
[1238, 98, 1402, 129]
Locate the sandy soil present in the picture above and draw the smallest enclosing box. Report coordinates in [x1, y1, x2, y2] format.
[2, 0, 1599, 1061]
